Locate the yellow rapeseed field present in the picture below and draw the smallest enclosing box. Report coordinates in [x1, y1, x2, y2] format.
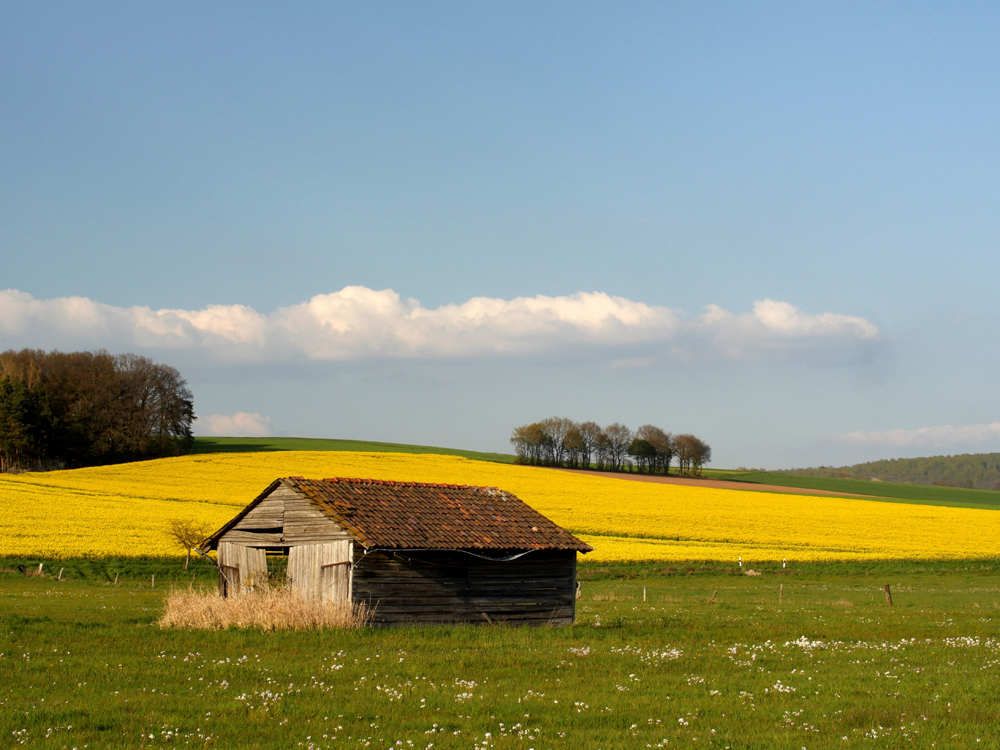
[2, 450, 998, 563]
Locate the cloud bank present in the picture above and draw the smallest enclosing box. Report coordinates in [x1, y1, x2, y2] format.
[0, 287, 879, 364]
[835, 422, 1000, 449]
[198, 412, 272, 437]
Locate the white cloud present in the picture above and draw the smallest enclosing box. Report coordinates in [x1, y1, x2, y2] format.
[0, 287, 879, 364]
[694, 300, 878, 359]
[198, 412, 272, 437]
[834, 422, 1000, 449]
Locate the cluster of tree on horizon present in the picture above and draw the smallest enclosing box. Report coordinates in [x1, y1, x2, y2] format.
[783, 452, 1000, 491]
[510, 417, 711, 476]
[0, 349, 195, 473]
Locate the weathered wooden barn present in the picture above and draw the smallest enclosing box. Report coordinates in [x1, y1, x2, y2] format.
[200, 477, 592, 625]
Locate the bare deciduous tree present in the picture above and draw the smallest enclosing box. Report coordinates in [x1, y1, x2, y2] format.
[563, 422, 585, 467]
[604, 423, 633, 470]
[168, 519, 215, 570]
[541, 416, 573, 465]
[578, 421, 603, 469]
[510, 422, 548, 464]
[674, 434, 712, 476]
[594, 428, 611, 469]
[690, 437, 712, 475]
[674, 434, 693, 475]
[510, 417, 705, 476]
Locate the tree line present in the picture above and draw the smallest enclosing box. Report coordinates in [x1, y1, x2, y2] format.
[0, 349, 195, 472]
[783, 452, 1000, 491]
[510, 417, 712, 475]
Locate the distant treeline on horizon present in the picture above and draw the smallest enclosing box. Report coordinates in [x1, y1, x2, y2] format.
[510, 416, 711, 475]
[782, 453, 1000, 491]
[0, 348, 195, 473]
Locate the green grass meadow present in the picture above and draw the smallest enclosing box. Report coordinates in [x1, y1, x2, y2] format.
[4, 560, 1000, 749]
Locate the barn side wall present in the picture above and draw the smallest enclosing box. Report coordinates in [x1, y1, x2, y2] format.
[351, 549, 577, 626]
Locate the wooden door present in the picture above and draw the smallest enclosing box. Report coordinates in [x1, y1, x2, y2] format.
[219, 565, 240, 597]
[218, 541, 267, 595]
[242, 547, 268, 592]
[218, 542, 239, 597]
[288, 541, 352, 602]
[320, 540, 352, 603]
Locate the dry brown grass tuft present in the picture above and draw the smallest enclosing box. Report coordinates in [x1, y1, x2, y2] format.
[829, 598, 855, 607]
[158, 587, 372, 630]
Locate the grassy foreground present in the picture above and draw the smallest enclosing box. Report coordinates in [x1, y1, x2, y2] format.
[3, 561, 999, 749]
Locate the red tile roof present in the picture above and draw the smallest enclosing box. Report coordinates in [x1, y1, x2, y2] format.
[288, 477, 592, 552]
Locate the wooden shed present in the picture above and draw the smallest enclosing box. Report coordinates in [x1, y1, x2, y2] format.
[200, 476, 593, 625]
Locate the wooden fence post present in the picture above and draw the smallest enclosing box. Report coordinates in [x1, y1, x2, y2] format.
[113, 572, 119, 585]
[779, 584, 783, 605]
[151, 574, 155, 588]
[58, 568, 64, 581]
[643, 586, 647, 602]
[38, 563, 43, 575]
[884, 584, 893, 606]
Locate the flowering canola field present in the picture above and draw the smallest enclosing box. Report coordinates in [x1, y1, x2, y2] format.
[2, 451, 998, 563]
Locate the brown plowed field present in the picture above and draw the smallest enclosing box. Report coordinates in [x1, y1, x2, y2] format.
[555, 468, 865, 497]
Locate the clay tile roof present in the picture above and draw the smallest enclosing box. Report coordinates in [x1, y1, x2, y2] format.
[287, 477, 593, 552]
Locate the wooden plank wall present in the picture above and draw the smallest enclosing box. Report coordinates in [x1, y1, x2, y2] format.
[219, 485, 349, 548]
[351, 549, 577, 626]
[287, 541, 352, 602]
[282, 492, 351, 545]
[220, 490, 287, 545]
[218, 542, 268, 595]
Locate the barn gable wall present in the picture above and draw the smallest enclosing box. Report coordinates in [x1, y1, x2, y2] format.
[218, 489, 287, 545]
[282, 490, 352, 545]
[218, 485, 349, 547]
[216, 485, 355, 601]
[351, 549, 577, 626]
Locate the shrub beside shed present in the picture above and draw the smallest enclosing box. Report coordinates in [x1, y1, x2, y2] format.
[200, 477, 592, 625]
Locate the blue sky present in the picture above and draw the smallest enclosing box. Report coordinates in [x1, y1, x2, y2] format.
[2, 2, 999, 467]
